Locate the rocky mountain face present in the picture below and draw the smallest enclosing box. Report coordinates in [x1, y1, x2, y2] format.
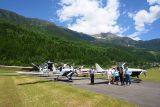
[93, 33, 160, 51]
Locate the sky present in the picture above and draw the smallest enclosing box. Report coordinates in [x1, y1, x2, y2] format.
[0, 0, 160, 41]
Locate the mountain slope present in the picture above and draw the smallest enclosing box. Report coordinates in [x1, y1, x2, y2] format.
[136, 39, 160, 51]
[0, 8, 94, 41]
[0, 21, 103, 65]
[93, 33, 137, 46]
[93, 33, 160, 51]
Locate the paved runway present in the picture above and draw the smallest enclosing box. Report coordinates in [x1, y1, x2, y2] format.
[44, 76, 160, 107]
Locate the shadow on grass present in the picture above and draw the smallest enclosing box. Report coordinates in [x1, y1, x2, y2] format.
[17, 80, 53, 85]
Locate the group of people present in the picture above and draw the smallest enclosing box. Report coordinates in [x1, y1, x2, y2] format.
[89, 65, 132, 86]
[107, 66, 132, 86]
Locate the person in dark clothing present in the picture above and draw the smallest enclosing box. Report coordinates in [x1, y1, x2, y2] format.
[117, 67, 125, 85]
[89, 67, 95, 85]
[60, 66, 63, 72]
[47, 61, 53, 71]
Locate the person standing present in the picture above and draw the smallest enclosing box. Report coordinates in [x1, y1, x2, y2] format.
[47, 60, 53, 71]
[89, 67, 95, 85]
[107, 69, 112, 85]
[111, 68, 116, 84]
[118, 67, 125, 85]
[59, 65, 63, 72]
[124, 65, 132, 85]
[114, 68, 119, 85]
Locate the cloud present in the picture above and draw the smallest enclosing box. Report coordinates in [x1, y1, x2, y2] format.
[128, 30, 149, 41]
[57, 0, 124, 35]
[128, 4, 160, 40]
[147, 0, 160, 5]
[134, 5, 160, 31]
[128, 32, 141, 41]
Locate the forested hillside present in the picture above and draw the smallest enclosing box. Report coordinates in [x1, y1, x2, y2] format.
[0, 8, 160, 68]
[0, 8, 94, 42]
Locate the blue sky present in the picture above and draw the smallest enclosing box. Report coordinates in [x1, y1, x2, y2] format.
[0, 0, 160, 40]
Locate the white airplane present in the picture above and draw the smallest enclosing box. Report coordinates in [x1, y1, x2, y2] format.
[17, 61, 54, 76]
[17, 62, 75, 80]
[75, 66, 90, 76]
[118, 63, 147, 77]
[95, 63, 147, 77]
[53, 64, 75, 81]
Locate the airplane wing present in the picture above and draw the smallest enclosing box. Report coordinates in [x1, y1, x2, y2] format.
[16, 71, 44, 75]
[0, 65, 33, 70]
[128, 68, 144, 72]
[128, 68, 146, 77]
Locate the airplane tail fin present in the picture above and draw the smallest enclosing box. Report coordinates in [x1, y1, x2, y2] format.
[95, 63, 104, 72]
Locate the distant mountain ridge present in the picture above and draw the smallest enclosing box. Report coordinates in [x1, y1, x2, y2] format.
[93, 33, 160, 50]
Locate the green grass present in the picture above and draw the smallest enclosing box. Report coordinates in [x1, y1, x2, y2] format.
[0, 68, 136, 107]
[140, 67, 160, 82]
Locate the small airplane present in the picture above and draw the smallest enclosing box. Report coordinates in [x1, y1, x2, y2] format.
[75, 64, 106, 75]
[95, 63, 147, 77]
[17, 62, 75, 81]
[118, 62, 147, 77]
[53, 64, 75, 81]
[75, 66, 90, 76]
[17, 61, 54, 76]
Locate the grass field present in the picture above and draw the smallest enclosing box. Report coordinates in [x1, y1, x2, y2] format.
[0, 67, 137, 107]
[140, 67, 160, 82]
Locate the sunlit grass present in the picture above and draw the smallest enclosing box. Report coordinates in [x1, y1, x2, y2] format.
[0, 68, 136, 107]
[0, 76, 22, 107]
[140, 67, 160, 82]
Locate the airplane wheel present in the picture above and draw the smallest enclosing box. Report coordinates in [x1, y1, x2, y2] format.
[68, 78, 73, 82]
[54, 78, 58, 81]
[69, 79, 73, 82]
